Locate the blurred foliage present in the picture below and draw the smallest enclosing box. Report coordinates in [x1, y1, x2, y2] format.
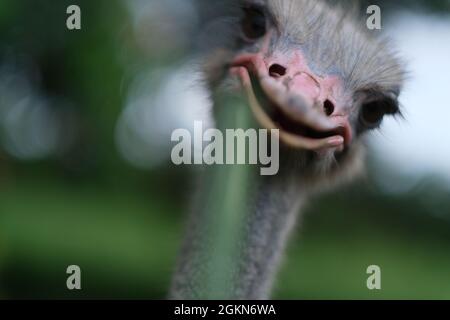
[0, 0, 449, 299]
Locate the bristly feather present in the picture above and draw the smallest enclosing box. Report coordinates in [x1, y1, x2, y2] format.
[199, 0, 406, 98]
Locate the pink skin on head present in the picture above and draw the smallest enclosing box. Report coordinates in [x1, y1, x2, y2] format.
[229, 48, 353, 152]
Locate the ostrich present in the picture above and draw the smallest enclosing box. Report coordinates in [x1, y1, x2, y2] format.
[170, 0, 406, 299]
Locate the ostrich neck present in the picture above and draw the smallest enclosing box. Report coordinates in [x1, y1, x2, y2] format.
[170, 90, 307, 299]
[170, 165, 306, 300]
[233, 171, 305, 299]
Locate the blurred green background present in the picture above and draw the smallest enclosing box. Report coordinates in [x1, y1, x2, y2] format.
[0, 0, 450, 299]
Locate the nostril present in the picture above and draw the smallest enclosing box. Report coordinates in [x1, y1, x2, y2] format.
[323, 100, 335, 116]
[269, 64, 287, 77]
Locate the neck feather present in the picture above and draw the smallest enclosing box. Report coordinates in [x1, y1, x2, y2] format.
[170, 166, 306, 299]
[170, 89, 307, 299]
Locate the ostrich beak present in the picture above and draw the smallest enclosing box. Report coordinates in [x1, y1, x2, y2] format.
[230, 53, 352, 152]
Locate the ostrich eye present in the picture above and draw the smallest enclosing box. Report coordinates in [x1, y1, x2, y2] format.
[360, 98, 398, 128]
[241, 6, 267, 40]
[360, 102, 385, 127]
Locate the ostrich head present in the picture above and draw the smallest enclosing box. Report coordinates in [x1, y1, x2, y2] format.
[201, 0, 405, 184]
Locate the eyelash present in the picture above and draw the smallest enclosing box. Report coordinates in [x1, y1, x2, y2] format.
[358, 98, 399, 130]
